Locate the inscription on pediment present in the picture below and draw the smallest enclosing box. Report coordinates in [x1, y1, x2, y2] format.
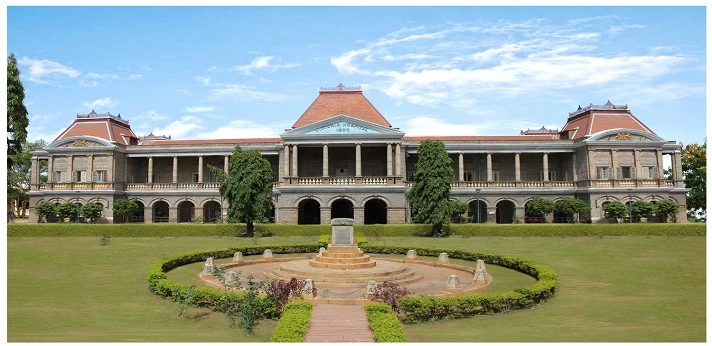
[306, 121, 379, 135]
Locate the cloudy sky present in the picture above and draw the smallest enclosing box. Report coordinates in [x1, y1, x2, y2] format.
[6, 6, 706, 146]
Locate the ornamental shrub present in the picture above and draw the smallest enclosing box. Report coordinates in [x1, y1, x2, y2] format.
[525, 197, 555, 218]
[631, 200, 654, 222]
[80, 202, 103, 223]
[365, 303, 407, 342]
[602, 200, 627, 220]
[269, 301, 313, 342]
[653, 199, 680, 222]
[34, 201, 57, 223]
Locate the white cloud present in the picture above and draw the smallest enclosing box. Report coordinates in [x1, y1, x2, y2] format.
[609, 24, 646, 33]
[209, 83, 290, 102]
[86, 72, 118, 79]
[401, 116, 493, 136]
[79, 80, 98, 87]
[17, 57, 80, 84]
[152, 115, 203, 138]
[194, 76, 211, 85]
[82, 97, 118, 110]
[195, 120, 284, 139]
[233, 56, 300, 75]
[176, 89, 191, 94]
[140, 65, 153, 72]
[126, 73, 143, 80]
[184, 106, 215, 113]
[331, 48, 371, 75]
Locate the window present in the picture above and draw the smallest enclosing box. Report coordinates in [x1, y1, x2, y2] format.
[192, 173, 199, 183]
[539, 171, 557, 181]
[616, 166, 634, 179]
[597, 167, 612, 179]
[152, 174, 160, 183]
[642, 166, 658, 179]
[92, 170, 107, 183]
[465, 171, 474, 182]
[492, 171, 500, 181]
[53, 171, 64, 182]
[73, 170, 87, 182]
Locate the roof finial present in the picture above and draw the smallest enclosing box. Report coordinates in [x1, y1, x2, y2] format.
[337, 82, 344, 91]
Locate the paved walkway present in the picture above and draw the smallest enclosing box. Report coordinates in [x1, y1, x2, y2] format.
[304, 304, 375, 342]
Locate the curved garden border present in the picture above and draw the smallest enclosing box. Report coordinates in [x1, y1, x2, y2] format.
[147, 244, 557, 325]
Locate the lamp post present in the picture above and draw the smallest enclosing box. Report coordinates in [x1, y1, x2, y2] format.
[76, 192, 80, 223]
[476, 189, 481, 224]
[627, 188, 633, 223]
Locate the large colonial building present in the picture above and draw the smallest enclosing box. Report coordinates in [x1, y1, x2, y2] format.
[28, 84, 688, 224]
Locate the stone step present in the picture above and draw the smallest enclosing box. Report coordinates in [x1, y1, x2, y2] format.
[266, 269, 424, 287]
[270, 266, 420, 283]
[312, 254, 372, 264]
[322, 252, 363, 259]
[308, 260, 377, 270]
[276, 263, 407, 278]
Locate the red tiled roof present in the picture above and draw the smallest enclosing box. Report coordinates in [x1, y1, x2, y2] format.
[292, 89, 391, 128]
[54, 116, 138, 145]
[403, 135, 560, 142]
[140, 138, 283, 146]
[562, 110, 654, 140]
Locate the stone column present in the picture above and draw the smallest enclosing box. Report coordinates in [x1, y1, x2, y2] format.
[144, 206, 153, 224]
[514, 153, 521, 182]
[172, 156, 178, 183]
[395, 143, 402, 177]
[486, 206, 497, 223]
[87, 155, 94, 183]
[47, 156, 53, 183]
[291, 145, 298, 177]
[458, 153, 464, 181]
[147, 157, 154, 183]
[283, 145, 290, 178]
[634, 149, 642, 180]
[656, 150, 664, 180]
[69, 155, 75, 182]
[587, 150, 595, 181]
[322, 144, 329, 177]
[386, 143, 393, 177]
[198, 156, 204, 183]
[355, 143, 362, 177]
[31, 157, 39, 185]
[224, 155, 229, 173]
[673, 150, 683, 186]
[354, 207, 365, 224]
[486, 153, 493, 181]
[542, 153, 549, 181]
[611, 149, 619, 179]
[572, 152, 578, 182]
[320, 207, 331, 225]
[169, 207, 178, 223]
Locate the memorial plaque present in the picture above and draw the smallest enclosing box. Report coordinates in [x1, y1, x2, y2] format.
[331, 218, 354, 245]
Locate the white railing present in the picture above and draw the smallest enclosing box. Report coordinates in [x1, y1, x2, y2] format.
[329, 177, 355, 184]
[297, 178, 321, 185]
[549, 181, 574, 188]
[362, 177, 387, 184]
[203, 182, 221, 189]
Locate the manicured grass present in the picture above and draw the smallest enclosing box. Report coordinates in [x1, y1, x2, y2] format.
[8, 235, 705, 342]
[7, 236, 318, 342]
[367, 236, 706, 342]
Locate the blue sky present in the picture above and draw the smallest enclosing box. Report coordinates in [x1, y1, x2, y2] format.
[7, 6, 707, 146]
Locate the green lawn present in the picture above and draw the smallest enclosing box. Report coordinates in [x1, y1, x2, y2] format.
[7, 235, 706, 342]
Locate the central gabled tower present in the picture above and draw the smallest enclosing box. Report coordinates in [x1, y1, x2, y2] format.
[291, 83, 392, 129]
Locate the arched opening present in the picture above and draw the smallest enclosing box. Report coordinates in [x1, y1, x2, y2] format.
[203, 201, 221, 223]
[496, 200, 515, 224]
[152, 201, 169, 223]
[364, 199, 387, 224]
[331, 199, 354, 219]
[178, 201, 195, 223]
[468, 200, 488, 223]
[132, 201, 145, 223]
[298, 199, 321, 225]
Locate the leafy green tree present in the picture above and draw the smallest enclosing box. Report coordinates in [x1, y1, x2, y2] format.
[8, 139, 48, 217]
[525, 197, 555, 219]
[681, 141, 706, 220]
[7, 54, 29, 161]
[653, 199, 680, 223]
[113, 199, 138, 223]
[405, 140, 454, 236]
[554, 198, 589, 222]
[602, 201, 627, 221]
[630, 200, 654, 222]
[80, 202, 103, 223]
[210, 145, 273, 236]
[57, 201, 80, 221]
[34, 201, 57, 223]
[449, 199, 468, 223]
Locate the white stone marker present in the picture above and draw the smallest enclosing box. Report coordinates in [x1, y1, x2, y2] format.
[476, 259, 487, 272]
[303, 279, 315, 296]
[365, 281, 378, 295]
[445, 275, 462, 289]
[204, 257, 215, 274]
[472, 268, 488, 285]
[233, 251, 243, 262]
[226, 271, 238, 283]
[406, 249, 418, 261]
[263, 249, 273, 260]
[331, 218, 354, 245]
[436, 252, 449, 264]
[318, 247, 326, 255]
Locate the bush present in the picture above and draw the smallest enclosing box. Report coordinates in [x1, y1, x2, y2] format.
[269, 301, 313, 342]
[57, 201, 80, 221]
[81, 202, 103, 223]
[365, 303, 407, 342]
[603, 201, 627, 220]
[654, 199, 680, 222]
[525, 197, 555, 218]
[34, 201, 57, 223]
[448, 223, 705, 237]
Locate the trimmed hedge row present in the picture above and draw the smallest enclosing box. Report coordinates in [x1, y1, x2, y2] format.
[361, 245, 558, 324]
[365, 303, 408, 342]
[449, 223, 706, 237]
[147, 244, 320, 319]
[9, 222, 705, 238]
[269, 301, 313, 342]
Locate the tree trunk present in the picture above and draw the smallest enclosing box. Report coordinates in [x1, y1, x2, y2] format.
[246, 221, 255, 237]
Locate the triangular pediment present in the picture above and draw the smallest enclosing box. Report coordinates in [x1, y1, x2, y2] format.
[47, 136, 117, 148]
[585, 129, 665, 143]
[281, 114, 404, 139]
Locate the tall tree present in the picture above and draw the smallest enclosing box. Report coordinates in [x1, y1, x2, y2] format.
[8, 139, 47, 217]
[7, 54, 29, 161]
[406, 140, 454, 236]
[681, 140, 706, 220]
[211, 145, 273, 236]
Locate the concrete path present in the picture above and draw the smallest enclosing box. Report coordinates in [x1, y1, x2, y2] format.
[304, 304, 375, 342]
